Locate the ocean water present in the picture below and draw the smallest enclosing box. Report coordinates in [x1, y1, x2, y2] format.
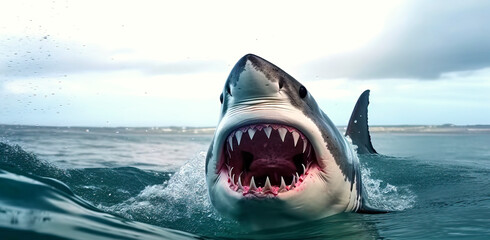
[0, 124, 489, 239]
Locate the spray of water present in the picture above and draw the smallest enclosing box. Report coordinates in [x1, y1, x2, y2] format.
[361, 166, 416, 211]
[347, 136, 416, 211]
[104, 152, 240, 235]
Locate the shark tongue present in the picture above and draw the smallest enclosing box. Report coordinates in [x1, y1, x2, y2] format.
[249, 158, 296, 186]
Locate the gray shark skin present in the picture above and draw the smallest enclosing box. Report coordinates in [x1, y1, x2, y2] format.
[206, 54, 383, 229]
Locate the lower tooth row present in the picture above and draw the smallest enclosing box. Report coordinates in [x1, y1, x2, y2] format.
[227, 171, 308, 194]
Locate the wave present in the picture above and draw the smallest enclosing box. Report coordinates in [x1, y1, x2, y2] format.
[0, 171, 196, 240]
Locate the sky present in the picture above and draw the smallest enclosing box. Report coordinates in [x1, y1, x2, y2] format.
[1, 0, 489, 127]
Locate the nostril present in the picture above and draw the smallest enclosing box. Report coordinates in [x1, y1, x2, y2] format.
[279, 77, 284, 89]
[226, 85, 232, 96]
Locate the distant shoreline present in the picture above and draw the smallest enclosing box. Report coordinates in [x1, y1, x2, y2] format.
[2, 124, 490, 134]
[361, 125, 490, 133]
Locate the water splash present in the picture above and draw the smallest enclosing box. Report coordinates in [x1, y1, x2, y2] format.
[361, 166, 416, 211]
[104, 152, 239, 235]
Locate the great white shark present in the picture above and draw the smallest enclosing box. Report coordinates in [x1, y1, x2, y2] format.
[205, 54, 384, 229]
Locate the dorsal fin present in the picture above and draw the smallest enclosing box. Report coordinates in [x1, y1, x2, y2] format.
[345, 90, 377, 154]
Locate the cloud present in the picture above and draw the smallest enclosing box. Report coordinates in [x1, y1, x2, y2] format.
[3, 71, 226, 99]
[0, 36, 227, 79]
[301, 0, 490, 80]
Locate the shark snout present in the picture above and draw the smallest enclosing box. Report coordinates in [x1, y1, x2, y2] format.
[225, 54, 282, 100]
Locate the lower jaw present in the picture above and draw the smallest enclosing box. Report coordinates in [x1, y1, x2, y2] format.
[219, 166, 320, 198]
[212, 174, 333, 231]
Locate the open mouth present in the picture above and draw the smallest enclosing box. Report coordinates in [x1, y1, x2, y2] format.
[218, 124, 318, 197]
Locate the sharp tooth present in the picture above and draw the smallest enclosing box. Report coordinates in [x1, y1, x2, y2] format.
[247, 128, 256, 140]
[279, 176, 287, 192]
[235, 131, 243, 145]
[237, 174, 243, 190]
[231, 174, 235, 184]
[263, 177, 271, 191]
[278, 128, 287, 142]
[292, 131, 300, 147]
[296, 172, 300, 181]
[264, 127, 272, 139]
[249, 176, 257, 191]
[302, 164, 306, 174]
[228, 136, 234, 151]
[303, 140, 307, 153]
[290, 175, 296, 188]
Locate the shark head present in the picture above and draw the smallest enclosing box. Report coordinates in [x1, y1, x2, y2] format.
[205, 54, 363, 229]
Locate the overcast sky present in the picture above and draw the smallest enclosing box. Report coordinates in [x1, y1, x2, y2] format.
[1, 0, 489, 127]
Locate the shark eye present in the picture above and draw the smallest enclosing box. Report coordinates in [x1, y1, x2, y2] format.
[220, 93, 223, 104]
[299, 86, 307, 98]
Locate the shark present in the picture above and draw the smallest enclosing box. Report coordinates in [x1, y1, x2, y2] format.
[205, 54, 384, 229]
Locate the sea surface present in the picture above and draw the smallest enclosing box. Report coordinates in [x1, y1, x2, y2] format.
[0, 124, 488, 239]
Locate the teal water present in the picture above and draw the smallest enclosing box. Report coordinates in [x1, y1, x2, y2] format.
[0, 125, 489, 239]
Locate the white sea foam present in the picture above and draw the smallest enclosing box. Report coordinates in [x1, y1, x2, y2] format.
[103, 152, 236, 233]
[361, 167, 416, 211]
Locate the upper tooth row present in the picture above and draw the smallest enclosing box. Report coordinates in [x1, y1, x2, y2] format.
[228, 126, 307, 152]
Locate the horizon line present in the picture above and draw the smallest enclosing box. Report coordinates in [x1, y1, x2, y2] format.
[1, 123, 490, 129]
